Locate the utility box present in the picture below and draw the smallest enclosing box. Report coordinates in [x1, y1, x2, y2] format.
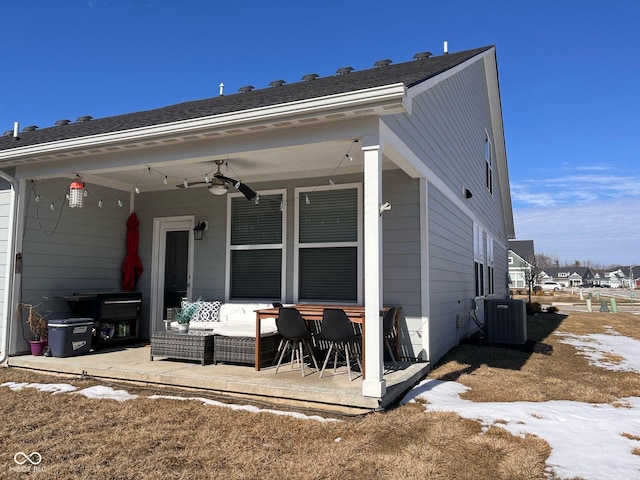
[48, 318, 94, 357]
[484, 299, 527, 344]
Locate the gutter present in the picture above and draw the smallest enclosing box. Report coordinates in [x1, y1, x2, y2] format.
[0, 170, 17, 364]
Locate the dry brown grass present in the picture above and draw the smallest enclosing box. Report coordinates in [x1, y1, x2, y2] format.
[1, 309, 638, 479]
[432, 311, 640, 404]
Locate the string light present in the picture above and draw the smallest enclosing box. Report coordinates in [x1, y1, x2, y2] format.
[28, 138, 359, 211]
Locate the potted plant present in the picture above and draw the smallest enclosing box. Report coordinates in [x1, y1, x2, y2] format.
[17, 303, 49, 356]
[175, 302, 200, 333]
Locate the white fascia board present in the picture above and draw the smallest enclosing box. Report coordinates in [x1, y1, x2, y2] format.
[0, 84, 407, 161]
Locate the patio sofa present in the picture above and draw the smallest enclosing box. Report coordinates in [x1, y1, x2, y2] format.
[170, 301, 280, 367]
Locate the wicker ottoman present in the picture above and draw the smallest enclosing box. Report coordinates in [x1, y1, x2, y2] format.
[213, 334, 281, 368]
[150, 331, 215, 366]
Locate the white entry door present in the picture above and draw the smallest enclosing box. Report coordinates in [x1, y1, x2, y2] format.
[150, 216, 195, 333]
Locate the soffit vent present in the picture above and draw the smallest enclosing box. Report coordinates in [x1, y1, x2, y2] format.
[301, 73, 319, 81]
[76, 115, 93, 122]
[23, 125, 38, 132]
[374, 59, 392, 67]
[336, 66, 354, 75]
[55, 119, 71, 126]
[238, 85, 254, 93]
[269, 79, 286, 87]
[413, 51, 433, 60]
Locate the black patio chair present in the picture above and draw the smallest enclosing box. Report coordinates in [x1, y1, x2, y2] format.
[383, 306, 400, 366]
[319, 308, 362, 381]
[274, 307, 319, 376]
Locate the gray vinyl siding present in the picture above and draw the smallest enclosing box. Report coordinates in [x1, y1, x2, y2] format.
[17, 178, 129, 352]
[427, 186, 474, 362]
[383, 54, 510, 365]
[0, 180, 12, 358]
[381, 169, 422, 360]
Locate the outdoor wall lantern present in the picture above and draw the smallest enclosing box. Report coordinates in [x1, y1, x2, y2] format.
[193, 220, 208, 241]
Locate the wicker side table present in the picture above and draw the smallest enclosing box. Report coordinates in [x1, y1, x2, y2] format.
[150, 331, 215, 366]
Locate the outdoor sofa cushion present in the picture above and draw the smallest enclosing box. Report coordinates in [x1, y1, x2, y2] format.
[171, 301, 277, 337]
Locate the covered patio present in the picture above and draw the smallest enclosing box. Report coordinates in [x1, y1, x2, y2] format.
[7, 345, 429, 415]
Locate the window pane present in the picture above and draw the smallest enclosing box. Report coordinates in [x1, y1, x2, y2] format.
[230, 250, 281, 299]
[299, 189, 357, 243]
[231, 195, 282, 245]
[299, 247, 357, 302]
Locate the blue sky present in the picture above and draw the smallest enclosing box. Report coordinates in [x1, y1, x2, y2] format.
[1, 0, 639, 266]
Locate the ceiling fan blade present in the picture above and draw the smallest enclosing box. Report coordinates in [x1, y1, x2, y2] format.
[219, 175, 257, 200]
[177, 181, 210, 189]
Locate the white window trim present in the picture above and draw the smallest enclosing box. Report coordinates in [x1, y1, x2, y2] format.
[484, 129, 493, 195]
[225, 189, 287, 301]
[293, 182, 362, 304]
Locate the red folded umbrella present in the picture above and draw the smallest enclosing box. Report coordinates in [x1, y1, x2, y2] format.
[121, 213, 143, 291]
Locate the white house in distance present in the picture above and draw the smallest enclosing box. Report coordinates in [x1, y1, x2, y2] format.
[0, 44, 514, 404]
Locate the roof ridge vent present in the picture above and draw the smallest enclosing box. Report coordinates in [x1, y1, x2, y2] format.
[3, 130, 13, 137]
[374, 59, 392, 67]
[238, 85, 254, 93]
[413, 51, 433, 60]
[301, 73, 319, 81]
[336, 66, 354, 75]
[76, 115, 93, 122]
[23, 125, 38, 132]
[268, 79, 286, 87]
[55, 119, 71, 126]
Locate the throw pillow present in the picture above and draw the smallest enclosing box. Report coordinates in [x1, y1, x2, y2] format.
[192, 300, 222, 322]
[180, 300, 202, 322]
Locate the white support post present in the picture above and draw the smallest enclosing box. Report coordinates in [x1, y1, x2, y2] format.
[362, 142, 386, 398]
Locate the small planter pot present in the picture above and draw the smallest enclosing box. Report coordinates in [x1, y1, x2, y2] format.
[177, 324, 189, 333]
[29, 340, 48, 356]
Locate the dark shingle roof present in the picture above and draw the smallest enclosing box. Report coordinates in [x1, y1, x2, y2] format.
[0, 46, 492, 151]
[508, 240, 535, 262]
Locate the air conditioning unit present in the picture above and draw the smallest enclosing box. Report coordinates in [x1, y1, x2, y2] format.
[484, 299, 527, 344]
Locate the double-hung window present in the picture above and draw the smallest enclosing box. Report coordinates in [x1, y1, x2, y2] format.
[487, 236, 495, 295]
[485, 132, 493, 195]
[295, 184, 361, 303]
[474, 223, 485, 297]
[228, 191, 285, 300]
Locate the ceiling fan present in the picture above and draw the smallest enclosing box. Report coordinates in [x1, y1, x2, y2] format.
[178, 160, 256, 200]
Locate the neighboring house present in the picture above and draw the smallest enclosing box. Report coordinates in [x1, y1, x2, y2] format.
[539, 267, 594, 288]
[508, 239, 535, 291]
[595, 267, 637, 288]
[0, 45, 514, 401]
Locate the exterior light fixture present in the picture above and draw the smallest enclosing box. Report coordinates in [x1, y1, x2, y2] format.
[193, 220, 208, 241]
[208, 177, 228, 196]
[69, 176, 85, 208]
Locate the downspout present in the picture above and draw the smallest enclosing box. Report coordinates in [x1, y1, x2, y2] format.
[0, 170, 18, 364]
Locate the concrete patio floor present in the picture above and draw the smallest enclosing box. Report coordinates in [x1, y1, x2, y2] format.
[6, 344, 430, 415]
